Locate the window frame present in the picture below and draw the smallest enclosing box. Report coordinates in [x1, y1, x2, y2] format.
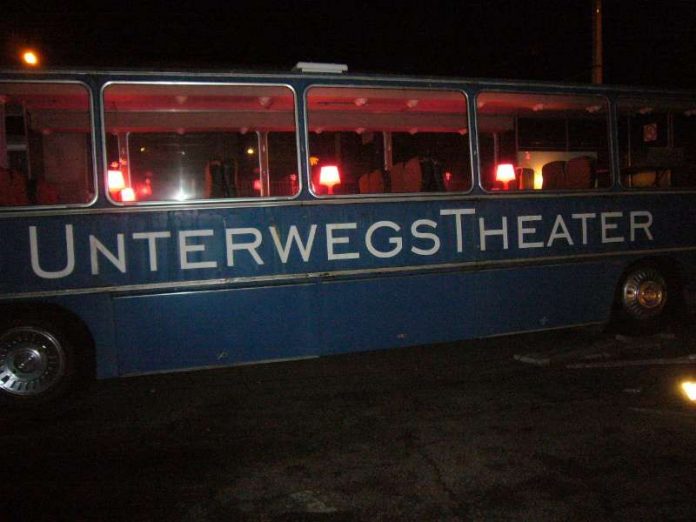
[100, 81, 302, 207]
[616, 94, 696, 192]
[474, 89, 614, 195]
[0, 79, 98, 211]
[304, 83, 474, 199]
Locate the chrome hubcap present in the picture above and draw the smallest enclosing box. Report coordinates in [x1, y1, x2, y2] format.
[0, 327, 66, 396]
[636, 281, 664, 309]
[622, 268, 667, 320]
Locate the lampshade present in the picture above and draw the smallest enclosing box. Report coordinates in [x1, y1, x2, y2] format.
[107, 169, 125, 191]
[319, 165, 341, 190]
[495, 164, 516, 183]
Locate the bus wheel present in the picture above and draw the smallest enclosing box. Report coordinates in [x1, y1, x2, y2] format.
[0, 320, 76, 407]
[617, 265, 669, 334]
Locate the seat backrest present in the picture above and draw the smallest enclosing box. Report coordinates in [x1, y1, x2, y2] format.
[358, 172, 370, 194]
[656, 169, 671, 187]
[565, 156, 595, 189]
[399, 157, 422, 192]
[370, 169, 386, 193]
[516, 167, 535, 190]
[359, 169, 386, 194]
[541, 161, 566, 190]
[624, 169, 656, 188]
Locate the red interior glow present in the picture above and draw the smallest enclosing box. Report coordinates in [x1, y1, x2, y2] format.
[138, 179, 152, 197]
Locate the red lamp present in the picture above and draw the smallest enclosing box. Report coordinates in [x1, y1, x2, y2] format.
[107, 169, 125, 192]
[120, 187, 136, 202]
[495, 163, 516, 191]
[319, 165, 341, 195]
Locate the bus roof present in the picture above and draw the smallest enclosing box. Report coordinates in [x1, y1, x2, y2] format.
[0, 65, 695, 97]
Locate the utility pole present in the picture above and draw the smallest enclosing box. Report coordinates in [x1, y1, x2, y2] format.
[592, 0, 603, 84]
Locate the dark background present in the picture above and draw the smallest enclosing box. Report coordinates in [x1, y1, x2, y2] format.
[1, 1, 696, 87]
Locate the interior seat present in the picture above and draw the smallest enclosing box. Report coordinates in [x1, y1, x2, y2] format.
[516, 167, 535, 190]
[541, 161, 566, 190]
[565, 156, 596, 189]
[358, 169, 386, 194]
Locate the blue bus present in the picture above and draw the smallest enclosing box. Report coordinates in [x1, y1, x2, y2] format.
[1, 63, 695, 407]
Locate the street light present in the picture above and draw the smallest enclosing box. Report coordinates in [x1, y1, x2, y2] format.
[681, 381, 696, 403]
[21, 50, 40, 67]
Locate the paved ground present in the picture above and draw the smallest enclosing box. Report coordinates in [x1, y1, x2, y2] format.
[2, 324, 696, 521]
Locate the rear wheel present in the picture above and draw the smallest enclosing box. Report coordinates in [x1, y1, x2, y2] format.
[0, 319, 77, 407]
[616, 265, 670, 334]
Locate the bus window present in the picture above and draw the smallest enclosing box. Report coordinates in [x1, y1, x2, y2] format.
[477, 92, 611, 192]
[0, 82, 94, 207]
[306, 87, 470, 195]
[102, 84, 298, 203]
[618, 98, 696, 189]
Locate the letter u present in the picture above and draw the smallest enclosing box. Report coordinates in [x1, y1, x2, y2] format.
[29, 225, 76, 279]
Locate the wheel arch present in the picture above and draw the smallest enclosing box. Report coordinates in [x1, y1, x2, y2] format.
[0, 301, 97, 382]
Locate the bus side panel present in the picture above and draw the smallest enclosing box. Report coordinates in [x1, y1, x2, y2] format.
[111, 259, 620, 376]
[316, 260, 622, 355]
[50, 293, 119, 379]
[112, 283, 319, 375]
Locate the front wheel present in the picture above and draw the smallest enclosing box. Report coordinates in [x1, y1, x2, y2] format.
[0, 320, 76, 407]
[616, 265, 670, 335]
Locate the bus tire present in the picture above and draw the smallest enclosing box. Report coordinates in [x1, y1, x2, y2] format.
[0, 317, 78, 409]
[615, 263, 671, 335]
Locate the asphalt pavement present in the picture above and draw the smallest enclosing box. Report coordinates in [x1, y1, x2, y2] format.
[2, 324, 696, 521]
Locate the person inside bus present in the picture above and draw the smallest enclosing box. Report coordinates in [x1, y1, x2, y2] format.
[204, 159, 238, 199]
[391, 142, 445, 192]
[419, 157, 445, 192]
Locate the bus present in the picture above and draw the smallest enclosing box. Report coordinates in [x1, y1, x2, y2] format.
[1, 63, 695, 407]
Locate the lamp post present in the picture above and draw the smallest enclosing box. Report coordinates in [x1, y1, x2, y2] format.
[592, 0, 603, 84]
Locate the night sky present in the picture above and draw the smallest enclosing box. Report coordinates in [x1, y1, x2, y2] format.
[2, 0, 696, 88]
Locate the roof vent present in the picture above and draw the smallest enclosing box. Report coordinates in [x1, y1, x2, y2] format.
[293, 62, 348, 74]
